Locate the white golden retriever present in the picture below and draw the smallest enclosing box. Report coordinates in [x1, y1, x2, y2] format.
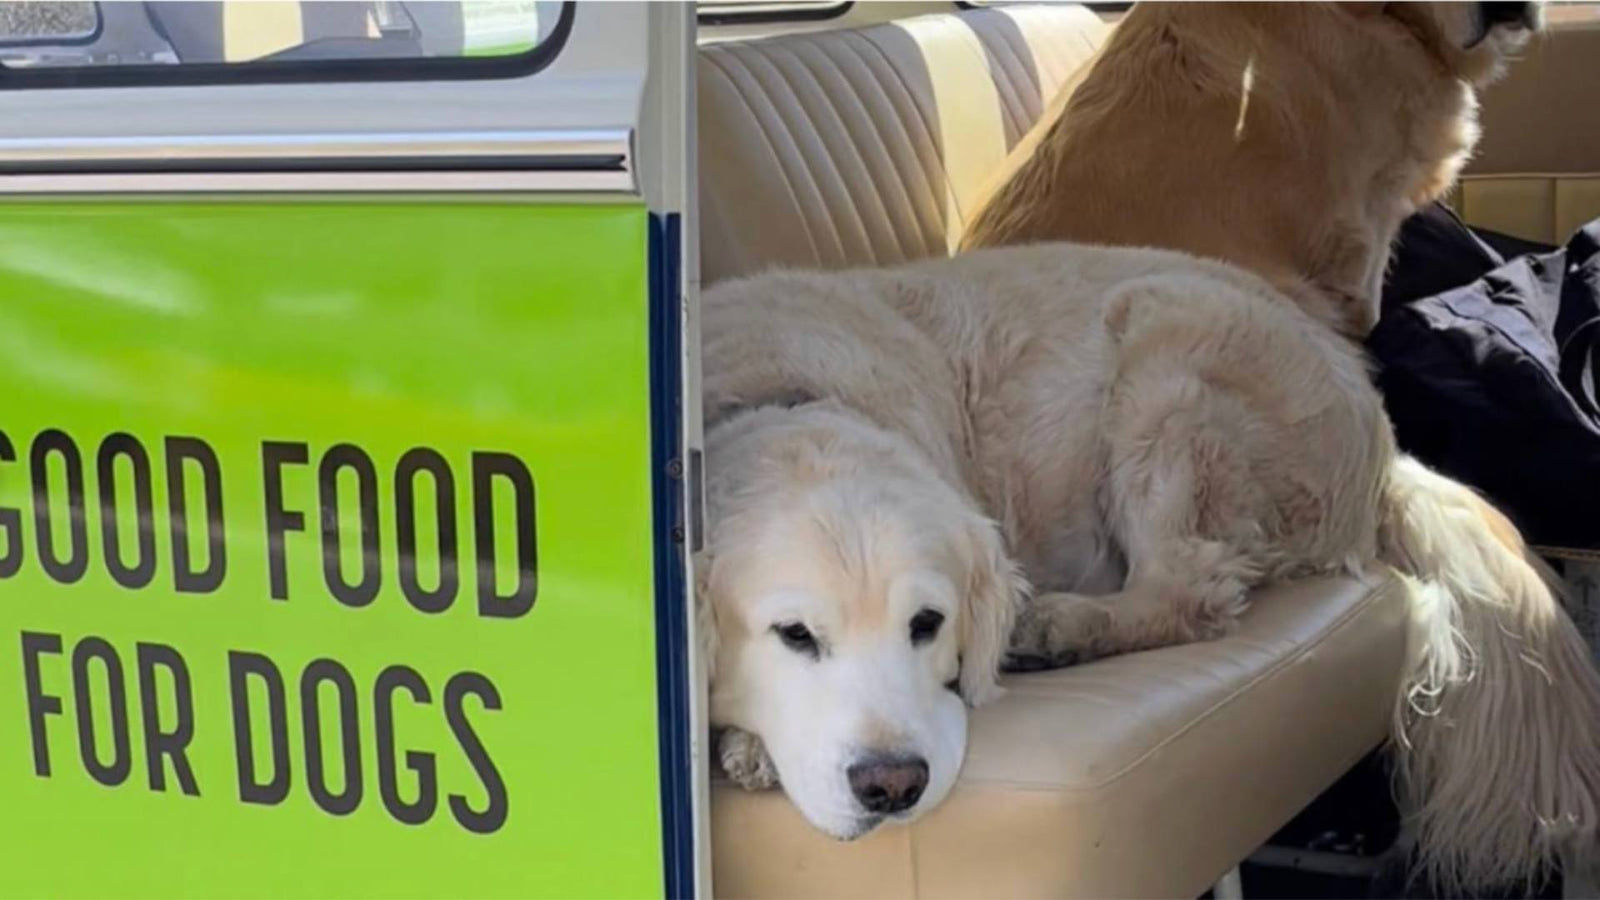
[698, 243, 1600, 889]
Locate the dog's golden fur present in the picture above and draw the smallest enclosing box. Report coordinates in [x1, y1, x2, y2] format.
[701, 2, 1600, 891]
[700, 241, 1600, 893]
[700, 242, 1384, 840]
[952, 2, 1600, 890]
[960, 1, 1536, 337]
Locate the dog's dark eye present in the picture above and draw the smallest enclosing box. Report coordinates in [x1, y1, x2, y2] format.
[773, 622, 820, 658]
[910, 609, 946, 645]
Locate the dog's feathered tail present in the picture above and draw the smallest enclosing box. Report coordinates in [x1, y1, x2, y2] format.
[1379, 454, 1600, 893]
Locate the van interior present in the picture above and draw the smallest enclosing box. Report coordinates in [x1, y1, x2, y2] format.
[692, 3, 1600, 898]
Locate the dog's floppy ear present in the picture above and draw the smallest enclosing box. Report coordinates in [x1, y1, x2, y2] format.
[957, 513, 1027, 706]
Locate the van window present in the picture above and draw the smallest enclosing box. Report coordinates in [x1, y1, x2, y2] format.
[0, 1, 571, 85]
[0, 2, 97, 44]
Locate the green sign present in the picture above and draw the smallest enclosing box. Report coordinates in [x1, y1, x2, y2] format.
[0, 201, 665, 898]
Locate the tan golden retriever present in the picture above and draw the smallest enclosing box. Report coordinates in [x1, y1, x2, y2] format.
[960, 1, 1544, 338]
[949, 1, 1600, 889]
[698, 242, 1600, 892]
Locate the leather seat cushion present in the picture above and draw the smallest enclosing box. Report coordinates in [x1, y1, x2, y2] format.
[712, 573, 1409, 899]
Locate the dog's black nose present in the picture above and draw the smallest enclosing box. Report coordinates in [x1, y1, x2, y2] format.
[847, 754, 929, 814]
[1480, 1, 1538, 30]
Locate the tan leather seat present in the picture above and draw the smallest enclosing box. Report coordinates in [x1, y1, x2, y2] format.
[698, 4, 1108, 285]
[698, 7, 1410, 897]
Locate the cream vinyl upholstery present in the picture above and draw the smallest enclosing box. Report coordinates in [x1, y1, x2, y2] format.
[698, 4, 1107, 285]
[698, 6, 1410, 897]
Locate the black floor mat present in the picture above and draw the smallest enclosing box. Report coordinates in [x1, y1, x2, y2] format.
[1248, 749, 1565, 899]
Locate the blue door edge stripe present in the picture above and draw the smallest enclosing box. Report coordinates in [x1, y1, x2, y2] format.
[648, 211, 696, 900]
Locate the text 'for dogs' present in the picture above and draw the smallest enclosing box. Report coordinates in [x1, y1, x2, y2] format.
[0, 427, 539, 834]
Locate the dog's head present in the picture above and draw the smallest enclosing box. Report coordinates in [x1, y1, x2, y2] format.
[1351, 2, 1543, 85]
[698, 404, 1022, 840]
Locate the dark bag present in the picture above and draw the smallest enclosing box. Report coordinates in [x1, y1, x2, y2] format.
[1368, 204, 1600, 550]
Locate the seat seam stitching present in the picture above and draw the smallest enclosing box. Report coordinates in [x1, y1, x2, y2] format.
[770, 38, 903, 265]
[814, 30, 938, 262]
[702, 51, 827, 266]
[855, 28, 956, 254]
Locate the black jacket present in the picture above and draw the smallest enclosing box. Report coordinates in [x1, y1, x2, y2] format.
[1368, 204, 1600, 550]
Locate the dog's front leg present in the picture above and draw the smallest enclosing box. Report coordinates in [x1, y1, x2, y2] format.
[715, 726, 780, 790]
[1003, 591, 1115, 671]
[1004, 577, 1250, 673]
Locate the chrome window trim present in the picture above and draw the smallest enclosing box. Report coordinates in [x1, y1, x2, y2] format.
[0, 3, 652, 195]
[0, 128, 628, 164]
[0, 128, 635, 194]
[0, 170, 634, 195]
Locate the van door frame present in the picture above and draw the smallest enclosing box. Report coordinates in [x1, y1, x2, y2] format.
[0, 2, 707, 896]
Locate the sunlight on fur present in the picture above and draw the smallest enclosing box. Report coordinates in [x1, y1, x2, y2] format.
[1233, 57, 1254, 142]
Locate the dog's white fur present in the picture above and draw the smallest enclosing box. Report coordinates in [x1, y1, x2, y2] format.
[702, 400, 1016, 835]
[698, 243, 1600, 890]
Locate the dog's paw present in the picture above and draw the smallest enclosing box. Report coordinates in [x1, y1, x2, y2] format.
[1001, 650, 1080, 672]
[1004, 592, 1113, 670]
[717, 727, 779, 791]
